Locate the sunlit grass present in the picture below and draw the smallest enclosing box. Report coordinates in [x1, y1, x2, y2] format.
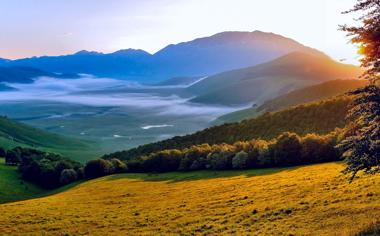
[0, 162, 378, 235]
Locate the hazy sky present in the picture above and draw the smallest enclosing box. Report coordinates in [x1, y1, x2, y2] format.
[0, 0, 360, 64]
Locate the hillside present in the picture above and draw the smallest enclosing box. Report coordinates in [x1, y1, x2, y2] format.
[216, 79, 367, 124]
[0, 116, 90, 161]
[3, 31, 324, 81]
[104, 96, 351, 161]
[189, 52, 362, 105]
[0, 162, 378, 235]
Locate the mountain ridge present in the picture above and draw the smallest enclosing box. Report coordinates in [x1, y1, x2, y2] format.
[0, 31, 330, 81]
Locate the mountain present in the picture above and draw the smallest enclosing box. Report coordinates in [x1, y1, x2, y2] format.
[188, 52, 362, 106]
[150, 31, 323, 79]
[0, 66, 78, 84]
[215, 79, 368, 124]
[2, 31, 326, 81]
[4, 49, 152, 80]
[0, 58, 9, 65]
[104, 95, 351, 161]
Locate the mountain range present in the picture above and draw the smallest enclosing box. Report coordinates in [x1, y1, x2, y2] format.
[0, 31, 327, 81]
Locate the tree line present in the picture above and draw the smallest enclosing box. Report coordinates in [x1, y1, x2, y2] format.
[103, 96, 350, 162]
[1, 147, 127, 188]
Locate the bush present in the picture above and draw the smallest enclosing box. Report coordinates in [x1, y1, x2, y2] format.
[232, 151, 249, 169]
[110, 158, 128, 173]
[60, 169, 78, 185]
[84, 159, 112, 179]
[0, 147, 6, 158]
[271, 133, 302, 166]
[208, 152, 232, 170]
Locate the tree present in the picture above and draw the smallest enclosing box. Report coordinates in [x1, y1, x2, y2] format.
[60, 169, 78, 185]
[338, 86, 380, 180]
[84, 159, 112, 179]
[341, 0, 380, 82]
[272, 133, 302, 166]
[110, 158, 128, 173]
[0, 147, 6, 158]
[338, 0, 380, 179]
[232, 151, 249, 169]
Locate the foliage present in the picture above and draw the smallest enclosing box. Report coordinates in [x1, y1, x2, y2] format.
[232, 151, 249, 169]
[104, 96, 351, 161]
[338, 85, 380, 180]
[59, 169, 78, 185]
[91, 131, 343, 175]
[341, 0, 380, 81]
[2, 147, 83, 188]
[84, 159, 113, 178]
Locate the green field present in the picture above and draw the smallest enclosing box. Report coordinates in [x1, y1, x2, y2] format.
[0, 158, 83, 204]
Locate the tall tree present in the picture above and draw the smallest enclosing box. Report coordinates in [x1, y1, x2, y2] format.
[341, 0, 380, 82]
[339, 0, 380, 180]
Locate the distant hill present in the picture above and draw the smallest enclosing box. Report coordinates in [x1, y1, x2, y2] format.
[104, 96, 351, 161]
[2, 31, 326, 81]
[0, 116, 88, 158]
[215, 79, 367, 124]
[0, 66, 78, 84]
[188, 52, 362, 106]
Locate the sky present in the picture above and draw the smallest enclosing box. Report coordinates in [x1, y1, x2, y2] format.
[0, 0, 360, 64]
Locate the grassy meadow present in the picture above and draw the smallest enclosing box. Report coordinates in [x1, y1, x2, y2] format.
[0, 158, 83, 204]
[0, 162, 378, 235]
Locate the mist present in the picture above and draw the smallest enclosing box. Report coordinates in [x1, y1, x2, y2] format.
[0, 76, 241, 119]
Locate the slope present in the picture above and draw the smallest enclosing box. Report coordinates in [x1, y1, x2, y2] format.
[0, 116, 91, 161]
[0, 162, 378, 235]
[104, 96, 351, 161]
[189, 52, 362, 106]
[216, 79, 367, 124]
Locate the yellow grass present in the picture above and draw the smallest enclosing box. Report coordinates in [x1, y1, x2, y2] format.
[0, 163, 379, 236]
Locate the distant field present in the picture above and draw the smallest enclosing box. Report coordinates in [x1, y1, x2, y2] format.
[0, 162, 378, 235]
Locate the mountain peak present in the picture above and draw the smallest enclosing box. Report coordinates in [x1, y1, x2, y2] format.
[74, 50, 103, 56]
[111, 49, 151, 56]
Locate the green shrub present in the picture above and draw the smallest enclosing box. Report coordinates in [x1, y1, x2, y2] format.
[84, 159, 112, 179]
[110, 158, 128, 173]
[232, 151, 249, 169]
[60, 169, 78, 185]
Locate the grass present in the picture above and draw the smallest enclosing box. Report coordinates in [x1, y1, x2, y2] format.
[0, 162, 379, 235]
[0, 158, 83, 204]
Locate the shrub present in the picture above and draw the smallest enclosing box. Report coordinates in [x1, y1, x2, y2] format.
[232, 151, 249, 169]
[271, 133, 302, 166]
[84, 159, 112, 179]
[110, 158, 128, 173]
[208, 152, 232, 170]
[0, 147, 6, 158]
[60, 169, 78, 185]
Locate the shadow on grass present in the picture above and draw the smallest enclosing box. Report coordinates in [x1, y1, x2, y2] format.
[106, 165, 304, 183]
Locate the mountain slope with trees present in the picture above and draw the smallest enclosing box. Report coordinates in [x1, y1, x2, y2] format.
[104, 96, 351, 161]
